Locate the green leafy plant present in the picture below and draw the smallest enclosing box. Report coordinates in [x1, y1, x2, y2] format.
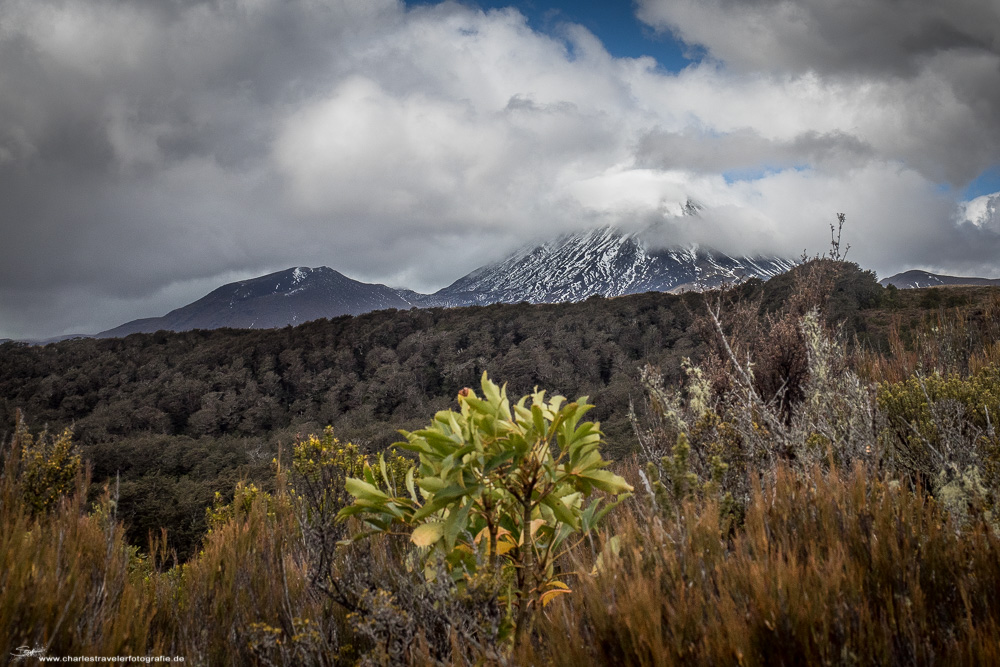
[338, 372, 632, 647]
[287, 425, 411, 634]
[15, 412, 82, 516]
[877, 365, 1000, 482]
[644, 432, 735, 523]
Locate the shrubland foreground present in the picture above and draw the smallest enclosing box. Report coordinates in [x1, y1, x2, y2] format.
[3, 259, 1000, 665]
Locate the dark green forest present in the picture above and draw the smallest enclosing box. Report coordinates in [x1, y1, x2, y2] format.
[1, 290, 701, 554]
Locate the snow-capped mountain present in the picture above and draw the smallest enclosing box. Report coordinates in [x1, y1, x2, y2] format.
[419, 225, 796, 307]
[879, 270, 1000, 289]
[94, 225, 797, 338]
[97, 267, 413, 337]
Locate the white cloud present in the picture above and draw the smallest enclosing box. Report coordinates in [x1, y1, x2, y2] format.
[961, 193, 1000, 231]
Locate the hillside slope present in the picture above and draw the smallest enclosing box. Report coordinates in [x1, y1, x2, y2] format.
[98, 267, 414, 336]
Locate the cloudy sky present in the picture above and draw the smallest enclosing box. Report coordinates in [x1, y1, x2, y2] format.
[2, 0, 999, 339]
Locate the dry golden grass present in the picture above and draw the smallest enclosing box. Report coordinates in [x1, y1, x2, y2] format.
[854, 288, 1000, 383]
[1, 461, 163, 658]
[525, 463, 1000, 666]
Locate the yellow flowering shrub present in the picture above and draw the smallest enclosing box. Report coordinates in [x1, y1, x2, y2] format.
[877, 364, 1000, 483]
[17, 419, 81, 515]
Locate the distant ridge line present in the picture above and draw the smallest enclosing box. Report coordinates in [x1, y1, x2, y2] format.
[879, 270, 1000, 289]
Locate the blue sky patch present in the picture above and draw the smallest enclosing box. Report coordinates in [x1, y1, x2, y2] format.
[961, 164, 1000, 200]
[723, 164, 810, 184]
[412, 0, 699, 72]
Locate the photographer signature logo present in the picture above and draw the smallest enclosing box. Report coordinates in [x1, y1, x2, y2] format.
[11, 645, 46, 660]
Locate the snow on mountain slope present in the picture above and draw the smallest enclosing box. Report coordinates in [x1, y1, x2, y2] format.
[879, 270, 1000, 289]
[421, 225, 796, 307]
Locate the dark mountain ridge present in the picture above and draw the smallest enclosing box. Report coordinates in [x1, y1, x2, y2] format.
[880, 270, 1000, 289]
[98, 267, 414, 337]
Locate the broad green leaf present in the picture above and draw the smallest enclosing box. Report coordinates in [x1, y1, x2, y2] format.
[335, 504, 367, 521]
[347, 499, 393, 512]
[462, 396, 491, 416]
[405, 467, 417, 503]
[578, 469, 634, 494]
[435, 483, 480, 503]
[549, 521, 574, 552]
[591, 492, 630, 529]
[443, 499, 473, 551]
[394, 439, 431, 455]
[379, 455, 390, 489]
[507, 433, 530, 456]
[447, 411, 464, 438]
[569, 434, 601, 468]
[547, 411, 566, 440]
[452, 443, 477, 462]
[416, 477, 445, 494]
[414, 430, 463, 455]
[362, 461, 377, 486]
[441, 452, 456, 479]
[481, 372, 502, 405]
[411, 522, 445, 547]
[361, 516, 392, 532]
[559, 490, 583, 509]
[412, 495, 452, 521]
[380, 501, 406, 520]
[345, 477, 390, 503]
[580, 497, 603, 533]
[484, 449, 516, 473]
[531, 404, 546, 438]
[541, 494, 578, 528]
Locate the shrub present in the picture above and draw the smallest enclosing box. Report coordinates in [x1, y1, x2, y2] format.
[338, 372, 632, 649]
[14, 412, 82, 515]
[877, 365, 1000, 499]
[1, 419, 160, 660]
[167, 479, 326, 667]
[639, 308, 878, 485]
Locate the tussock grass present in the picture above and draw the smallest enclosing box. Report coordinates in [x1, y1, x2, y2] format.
[854, 290, 1000, 383]
[1, 435, 162, 658]
[526, 463, 1000, 666]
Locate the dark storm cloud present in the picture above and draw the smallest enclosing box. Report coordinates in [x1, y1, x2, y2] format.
[0, 0, 409, 337]
[635, 128, 876, 175]
[1, 0, 591, 338]
[637, 0, 1000, 77]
